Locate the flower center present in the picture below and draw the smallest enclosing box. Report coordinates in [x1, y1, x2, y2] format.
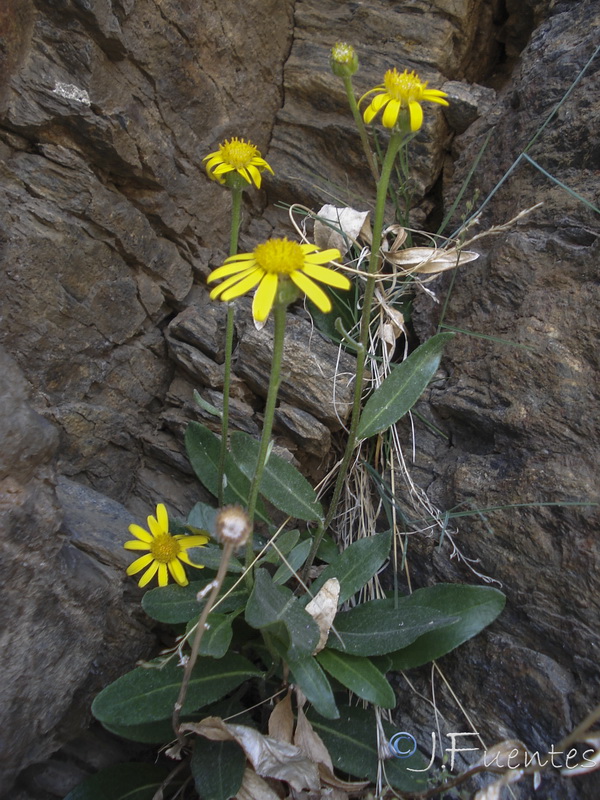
[150, 533, 181, 563]
[384, 68, 426, 103]
[331, 42, 355, 64]
[253, 238, 306, 275]
[218, 137, 260, 168]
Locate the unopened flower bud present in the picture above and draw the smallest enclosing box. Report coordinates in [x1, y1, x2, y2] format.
[330, 42, 359, 78]
[215, 505, 251, 547]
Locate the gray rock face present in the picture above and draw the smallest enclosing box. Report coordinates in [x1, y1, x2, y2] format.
[0, 348, 155, 796]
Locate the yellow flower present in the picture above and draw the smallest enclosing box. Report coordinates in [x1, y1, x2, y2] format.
[207, 237, 350, 323]
[124, 503, 209, 588]
[361, 68, 448, 131]
[203, 137, 274, 189]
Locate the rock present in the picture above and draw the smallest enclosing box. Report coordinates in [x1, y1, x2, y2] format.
[441, 80, 497, 134]
[0, 348, 155, 796]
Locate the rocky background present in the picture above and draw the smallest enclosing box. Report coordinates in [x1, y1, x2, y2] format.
[0, 0, 598, 798]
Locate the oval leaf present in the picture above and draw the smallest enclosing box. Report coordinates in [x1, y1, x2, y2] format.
[316, 649, 395, 708]
[357, 333, 454, 439]
[64, 763, 173, 800]
[231, 431, 323, 522]
[327, 600, 456, 656]
[287, 656, 339, 719]
[273, 538, 312, 584]
[92, 654, 261, 727]
[142, 577, 248, 623]
[191, 738, 246, 800]
[386, 584, 506, 670]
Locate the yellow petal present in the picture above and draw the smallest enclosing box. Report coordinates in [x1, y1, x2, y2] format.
[202, 150, 220, 163]
[252, 157, 274, 175]
[126, 553, 154, 575]
[252, 272, 278, 322]
[213, 162, 234, 176]
[247, 164, 262, 188]
[157, 563, 169, 587]
[179, 551, 205, 568]
[220, 269, 263, 302]
[423, 89, 449, 104]
[127, 523, 153, 543]
[156, 503, 168, 534]
[169, 558, 188, 586]
[208, 260, 256, 284]
[301, 263, 351, 289]
[177, 534, 210, 550]
[147, 513, 162, 538]
[382, 98, 401, 128]
[210, 267, 259, 300]
[291, 271, 332, 313]
[124, 540, 151, 551]
[304, 248, 342, 264]
[138, 560, 160, 588]
[408, 101, 423, 131]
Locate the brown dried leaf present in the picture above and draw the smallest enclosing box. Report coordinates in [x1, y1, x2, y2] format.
[305, 578, 340, 654]
[318, 764, 370, 793]
[236, 767, 282, 800]
[184, 717, 319, 792]
[314, 205, 370, 256]
[294, 703, 333, 772]
[269, 691, 295, 744]
[386, 246, 479, 275]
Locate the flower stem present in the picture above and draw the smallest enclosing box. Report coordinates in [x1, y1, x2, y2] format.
[305, 132, 405, 575]
[217, 187, 243, 505]
[172, 541, 235, 745]
[244, 302, 287, 573]
[342, 75, 379, 184]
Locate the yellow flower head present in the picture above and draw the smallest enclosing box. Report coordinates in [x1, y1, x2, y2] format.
[203, 137, 274, 189]
[124, 503, 209, 588]
[207, 237, 350, 323]
[361, 68, 448, 131]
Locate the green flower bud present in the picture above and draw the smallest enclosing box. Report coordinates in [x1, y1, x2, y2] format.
[330, 42, 359, 78]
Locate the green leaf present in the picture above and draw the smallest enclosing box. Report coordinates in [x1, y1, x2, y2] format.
[316, 649, 395, 708]
[288, 656, 339, 719]
[187, 501, 218, 534]
[92, 654, 261, 726]
[230, 431, 323, 522]
[245, 569, 320, 660]
[357, 333, 454, 439]
[308, 531, 391, 604]
[191, 738, 246, 800]
[142, 577, 248, 624]
[273, 538, 313, 584]
[259, 528, 300, 564]
[193, 389, 223, 419]
[185, 612, 238, 659]
[185, 422, 270, 524]
[187, 542, 244, 573]
[327, 600, 456, 656]
[308, 705, 428, 791]
[63, 763, 174, 800]
[385, 584, 506, 670]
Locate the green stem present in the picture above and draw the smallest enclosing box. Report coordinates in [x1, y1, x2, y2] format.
[245, 302, 287, 572]
[217, 187, 243, 505]
[342, 75, 379, 184]
[304, 131, 405, 575]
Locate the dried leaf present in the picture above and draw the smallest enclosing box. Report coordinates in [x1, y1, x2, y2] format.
[319, 764, 370, 793]
[184, 717, 319, 792]
[305, 578, 340, 654]
[386, 246, 479, 275]
[294, 703, 334, 772]
[236, 767, 282, 800]
[269, 691, 295, 744]
[314, 205, 370, 256]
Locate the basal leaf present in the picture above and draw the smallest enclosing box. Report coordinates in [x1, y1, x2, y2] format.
[259, 528, 300, 564]
[327, 600, 456, 656]
[357, 333, 454, 439]
[307, 705, 428, 791]
[231, 431, 323, 522]
[185, 423, 269, 523]
[187, 542, 244, 573]
[386, 584, 506, 670]
[287, 655, 339, 719]
[185, 612, 238, 659]
[142, 577, 248, 624]
[92, 654, 261, 726]
[316, 649, 395, 708]
[191, 738, 246, 800]
[272, 538, 312, 584]
[64, 763, 174, 800]
[308, 531, 391, 604]
[245, 569, 319, 660]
